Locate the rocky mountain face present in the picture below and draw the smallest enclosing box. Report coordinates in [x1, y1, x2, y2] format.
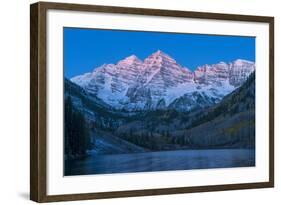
[65, 68, 255, 152]
[182, 72, 255, 148]
[64, 78, 130, 130]
[71, 50, 255, 111]
[116, 72, 256, 150]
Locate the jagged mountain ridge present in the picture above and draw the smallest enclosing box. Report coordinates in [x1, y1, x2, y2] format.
[71, 50, 255, 111]
[116, 72, 256, 149]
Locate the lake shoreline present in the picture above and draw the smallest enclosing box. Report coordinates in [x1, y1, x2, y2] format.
[65, 148, 255, 176]
[87, 146, 256, 157]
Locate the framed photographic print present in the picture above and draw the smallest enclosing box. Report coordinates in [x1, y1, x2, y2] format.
[30, 1, 274, 202]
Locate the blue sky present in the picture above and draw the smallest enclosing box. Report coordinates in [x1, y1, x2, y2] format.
[64, 27, 255, 78]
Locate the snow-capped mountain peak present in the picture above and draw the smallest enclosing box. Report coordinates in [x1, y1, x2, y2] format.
[144, 50, 177, 66]
[117, 54, 142, 66]
[71, 51, 255, 111]
[233, 59, 254, 65]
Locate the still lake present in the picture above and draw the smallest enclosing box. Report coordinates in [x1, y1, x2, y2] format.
[65, 149, 255, 176]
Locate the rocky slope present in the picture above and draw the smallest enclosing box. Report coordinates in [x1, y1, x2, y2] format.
[115, 72, 255, 150]
[64, 78, 148, 155]
[64, 78, 127, 130]
[71, 50, 255, 112]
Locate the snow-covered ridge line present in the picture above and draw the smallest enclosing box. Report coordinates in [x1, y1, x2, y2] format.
[70, 50, 255, 111]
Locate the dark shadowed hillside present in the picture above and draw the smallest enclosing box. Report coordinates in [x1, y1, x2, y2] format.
[116, 72, 255, 150]
[64, 78, 147, 154]
[181, 72, 255, 148]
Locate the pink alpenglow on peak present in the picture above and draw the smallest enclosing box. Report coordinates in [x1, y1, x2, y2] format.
[117, 55, 143, 67]
[71, 50, 255, 111]
[144, 50, 177, 66]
